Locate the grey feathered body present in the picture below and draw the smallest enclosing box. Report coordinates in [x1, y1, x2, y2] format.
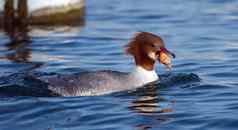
[38, 71, 135, 96]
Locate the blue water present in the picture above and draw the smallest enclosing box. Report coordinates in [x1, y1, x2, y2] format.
[0, 0, 238, 130]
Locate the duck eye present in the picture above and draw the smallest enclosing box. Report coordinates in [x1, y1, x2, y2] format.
[151, 44, 155, 47]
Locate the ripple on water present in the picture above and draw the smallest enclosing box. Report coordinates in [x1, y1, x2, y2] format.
[0, 0, 238, 129]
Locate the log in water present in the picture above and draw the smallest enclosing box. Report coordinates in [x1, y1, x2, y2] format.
[0, 0, 85, 27]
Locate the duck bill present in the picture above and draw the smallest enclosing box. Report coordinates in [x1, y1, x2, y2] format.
[162, 48, 176, 59]
[158, 48, 176, 70]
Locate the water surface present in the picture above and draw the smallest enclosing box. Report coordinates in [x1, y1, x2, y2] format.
[0, 0, 238, 130]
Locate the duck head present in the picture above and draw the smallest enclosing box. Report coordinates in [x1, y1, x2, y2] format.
[125, 32, 175, 71]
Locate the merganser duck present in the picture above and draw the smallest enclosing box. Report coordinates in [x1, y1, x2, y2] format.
[38, 32, 176, 96]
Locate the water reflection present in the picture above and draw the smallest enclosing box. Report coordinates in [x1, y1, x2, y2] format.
[129, 83, 174, 130]
[1, 0, 85, 63]
[5, 41, 31, 63]
[3, 0, 31, 63]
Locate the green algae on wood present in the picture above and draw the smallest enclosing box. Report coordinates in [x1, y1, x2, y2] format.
[0, 0, 85, 26]
[29, 0, 85, 25]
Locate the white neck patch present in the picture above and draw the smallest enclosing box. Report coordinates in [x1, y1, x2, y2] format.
[148, 52, 157, 60]
[130, 66, 159, 86]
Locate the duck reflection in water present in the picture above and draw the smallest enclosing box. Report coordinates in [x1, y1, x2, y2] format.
[3, 0, 31, 63]
[128, 82, 174, 130]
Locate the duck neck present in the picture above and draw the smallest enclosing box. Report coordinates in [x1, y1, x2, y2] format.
[130, 66, 159, 86]
[134, 53, 155, 71]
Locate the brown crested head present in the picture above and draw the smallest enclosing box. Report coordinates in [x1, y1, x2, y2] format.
[124, 32, 175, 71]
